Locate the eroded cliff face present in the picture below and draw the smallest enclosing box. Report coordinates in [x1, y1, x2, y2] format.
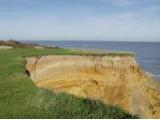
[25, 55, 160, 118]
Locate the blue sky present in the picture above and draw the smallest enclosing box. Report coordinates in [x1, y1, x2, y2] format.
[0, 0, 160, 41]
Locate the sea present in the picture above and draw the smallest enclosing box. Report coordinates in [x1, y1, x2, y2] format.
[22, 40, 160, 80]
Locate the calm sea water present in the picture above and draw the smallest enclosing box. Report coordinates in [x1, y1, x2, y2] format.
[22, 40, 160, 80]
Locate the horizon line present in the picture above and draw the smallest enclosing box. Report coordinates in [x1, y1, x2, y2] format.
[1, 39, 160, 42]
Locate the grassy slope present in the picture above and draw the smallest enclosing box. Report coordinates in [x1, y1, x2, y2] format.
[0, 48, 137, 118]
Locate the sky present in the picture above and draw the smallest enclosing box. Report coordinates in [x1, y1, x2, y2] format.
[0, 0, 160, 41]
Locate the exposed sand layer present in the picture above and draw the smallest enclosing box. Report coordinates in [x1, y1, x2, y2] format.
[26, 55, 160, 118]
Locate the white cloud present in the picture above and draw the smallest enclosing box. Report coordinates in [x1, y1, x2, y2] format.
[21, 0, 44, 5]
[94, 0, 140, 6]
[0, 0, 160, 41]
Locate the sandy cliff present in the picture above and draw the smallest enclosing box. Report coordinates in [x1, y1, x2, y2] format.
[25, 55, 160, 118]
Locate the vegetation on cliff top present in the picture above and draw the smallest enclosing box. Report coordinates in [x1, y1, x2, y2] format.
[0, 40, 40, 48]
[0, 45, 137, 118]
[0, 40, 134, 56]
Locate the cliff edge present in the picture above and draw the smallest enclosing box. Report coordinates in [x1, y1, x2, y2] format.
[26, 55, 160, 118]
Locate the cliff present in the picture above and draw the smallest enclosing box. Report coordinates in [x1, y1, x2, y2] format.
[25, 55, 160, 118]
[0, 40, 42, 48]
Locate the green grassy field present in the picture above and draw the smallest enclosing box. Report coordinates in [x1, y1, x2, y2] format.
[0, 47, 137, 118]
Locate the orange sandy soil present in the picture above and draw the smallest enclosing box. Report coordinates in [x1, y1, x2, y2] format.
[26, 55, 160, 118]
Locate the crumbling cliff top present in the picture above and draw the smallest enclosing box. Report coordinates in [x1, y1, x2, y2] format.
[26, 55, 160, 118]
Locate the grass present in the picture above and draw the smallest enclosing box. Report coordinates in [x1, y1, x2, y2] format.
[0, 47, 137, 118]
